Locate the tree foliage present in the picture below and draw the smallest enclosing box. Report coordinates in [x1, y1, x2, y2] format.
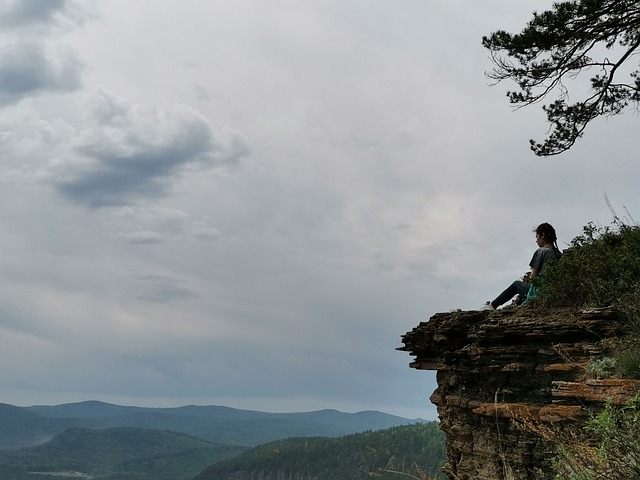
[482, 0, 640, 156]
[194, 422, 446, 480]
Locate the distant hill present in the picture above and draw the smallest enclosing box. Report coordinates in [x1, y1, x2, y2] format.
[0, 401, 423, 449]
[194, 422, 446, 480]
[0, 403, 90, 449]
[0, 426, 245, 480]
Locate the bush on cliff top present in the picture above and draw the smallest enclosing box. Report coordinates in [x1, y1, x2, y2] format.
[538, 221, 640, 321]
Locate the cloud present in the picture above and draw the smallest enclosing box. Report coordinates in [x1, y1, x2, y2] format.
[53, 88, 249, 207]
[0, 41, 83, 105]
[0, 0, 95, 30]
[113, 231, 165, 245]
[0, 0, 92, 106]
[0, 0, 68, 29]
[131, 274, 199, 303]
[109, 206, 223, 244]
[188, 222, 222, 241]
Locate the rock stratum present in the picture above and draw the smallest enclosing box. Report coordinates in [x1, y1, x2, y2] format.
[399, 306, 640, 480]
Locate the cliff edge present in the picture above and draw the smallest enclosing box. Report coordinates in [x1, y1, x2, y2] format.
[399, 306, 640, 480]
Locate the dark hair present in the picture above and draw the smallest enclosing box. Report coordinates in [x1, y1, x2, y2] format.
[535, 222, 561, 255]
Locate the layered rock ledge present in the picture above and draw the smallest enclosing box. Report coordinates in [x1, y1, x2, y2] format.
[399, 307, 640, 480]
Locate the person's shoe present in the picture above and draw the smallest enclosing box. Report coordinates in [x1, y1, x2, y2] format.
[479, 302, 495, 311]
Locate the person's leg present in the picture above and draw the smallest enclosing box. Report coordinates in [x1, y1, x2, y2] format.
[491, 280, 528, 308]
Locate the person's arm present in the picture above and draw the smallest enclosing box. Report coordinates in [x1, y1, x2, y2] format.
[530, 267, 539, 280]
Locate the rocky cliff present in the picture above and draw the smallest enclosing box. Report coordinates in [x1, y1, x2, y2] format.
[399, 306, 640, 480]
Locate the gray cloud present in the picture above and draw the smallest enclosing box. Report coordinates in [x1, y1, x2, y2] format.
[0, 0, 95, 31]
[108, 206, 223, 244]
[0, 0, 89, 106]
[53, 88, 249, 207]
[114, 231, 165, 245]
[131, 274, 199, 303]
[0, 41, 83, 105]
[0, 0, 68, 29]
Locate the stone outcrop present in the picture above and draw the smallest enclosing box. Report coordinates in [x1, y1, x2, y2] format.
[399, 306, 640, 480]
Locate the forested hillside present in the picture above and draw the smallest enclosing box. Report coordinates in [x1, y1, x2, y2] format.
[0, 418, 444, 480]
[194, 422, 445, 480]
[0, 427, 246, 480]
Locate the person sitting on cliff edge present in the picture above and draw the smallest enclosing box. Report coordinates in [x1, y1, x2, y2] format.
[480, 222, 562, 310]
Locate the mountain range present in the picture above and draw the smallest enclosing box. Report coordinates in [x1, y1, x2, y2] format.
[1, 400, 423, 450]
[0, 401, 432, 480]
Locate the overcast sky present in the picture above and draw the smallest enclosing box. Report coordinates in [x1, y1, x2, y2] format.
[1, 0, 638, 420]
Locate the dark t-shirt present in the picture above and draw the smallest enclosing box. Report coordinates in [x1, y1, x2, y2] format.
[529, 246, 561, 275]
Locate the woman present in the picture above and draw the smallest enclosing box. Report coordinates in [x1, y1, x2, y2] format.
[481, 223, 562, 310]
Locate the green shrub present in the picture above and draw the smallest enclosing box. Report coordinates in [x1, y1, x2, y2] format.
[546, 395, 640, 480]
[585, 358, 617, 380]
[539, 222, 640, 316]
[613, 338, 640, 380]
[616, 286, 640, 335]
